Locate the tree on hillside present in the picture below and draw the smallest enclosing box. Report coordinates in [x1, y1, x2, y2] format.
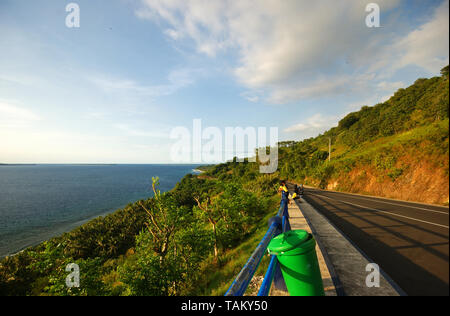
[119, 177, 212, 295]
[441, 65, 449, 77]
[138, 177, 185, 261]
[194, 196, 220, 259]
[193, 183, 261, 258]
[338, 112, 359, 129]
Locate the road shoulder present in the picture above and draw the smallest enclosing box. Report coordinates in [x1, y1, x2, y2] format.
[281, 200, 338, 296]
[295, 197, 405, 296]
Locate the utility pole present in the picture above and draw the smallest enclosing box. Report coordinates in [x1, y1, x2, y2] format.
[328, 137, 331, 162]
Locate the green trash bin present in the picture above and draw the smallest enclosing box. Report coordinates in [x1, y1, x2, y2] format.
[268, 230, 325, 296]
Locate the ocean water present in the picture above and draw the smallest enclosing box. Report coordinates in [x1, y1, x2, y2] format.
[0, 164, 198, 258]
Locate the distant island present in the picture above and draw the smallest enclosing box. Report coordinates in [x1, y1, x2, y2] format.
[0, 164, 37, 166]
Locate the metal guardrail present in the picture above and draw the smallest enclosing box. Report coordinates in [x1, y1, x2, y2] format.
[225, 199, 290, 296]
[257, 251, 279, 296]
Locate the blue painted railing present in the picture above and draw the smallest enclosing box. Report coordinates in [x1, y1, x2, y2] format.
[257, 251, 279, 296]
[225, 199, 290, 296]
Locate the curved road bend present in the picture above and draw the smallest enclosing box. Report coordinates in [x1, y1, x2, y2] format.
[302, 188, 449, 296]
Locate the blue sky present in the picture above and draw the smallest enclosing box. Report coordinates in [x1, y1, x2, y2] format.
[0, 0, 448, 163]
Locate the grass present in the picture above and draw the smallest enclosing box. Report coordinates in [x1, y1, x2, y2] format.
[331, 120, 449, 173]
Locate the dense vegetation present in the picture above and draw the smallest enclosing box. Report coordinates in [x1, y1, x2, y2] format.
[1, 67, 448, 296]
[0, 172, 279, 296]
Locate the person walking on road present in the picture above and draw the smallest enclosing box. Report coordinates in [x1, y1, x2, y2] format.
[292, 184, 301, 202]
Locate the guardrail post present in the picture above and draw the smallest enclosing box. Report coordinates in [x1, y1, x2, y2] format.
[257, 254, 278, 296]
[274, 199, 290, 291]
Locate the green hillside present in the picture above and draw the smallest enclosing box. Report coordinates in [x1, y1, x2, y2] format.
[277, 66, 449, 204]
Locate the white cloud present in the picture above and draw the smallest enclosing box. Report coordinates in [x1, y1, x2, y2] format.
[136, 0, 448, 104]
[269, 75, 365, 104]
[367, 0, 449, 76]
[284, 113, 340, 139]
[0, 100, 41, 122]
[376, 81, 405, 91]
[240, 91, 262, 103]
[88, 68, 200, 98]
[395, 0, 449, 73]
[344, 80, 405, 112]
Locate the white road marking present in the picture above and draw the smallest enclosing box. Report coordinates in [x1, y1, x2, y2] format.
[322, 192, 449, 215]
[311, 193, 450, 229]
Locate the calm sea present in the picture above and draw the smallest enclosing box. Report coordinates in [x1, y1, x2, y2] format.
[0, 164, 199, 258]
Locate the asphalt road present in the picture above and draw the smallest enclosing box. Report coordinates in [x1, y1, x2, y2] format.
[302, 188, 449, 296]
